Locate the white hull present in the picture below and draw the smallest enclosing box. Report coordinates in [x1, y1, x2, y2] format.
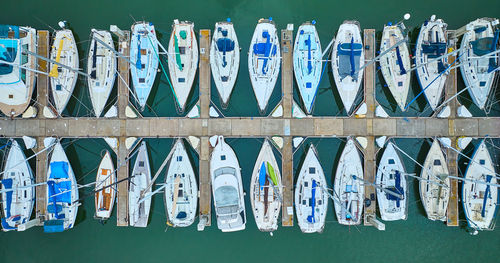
[415, 17, 449, 110]
[295, 145, 328, 233]
[164, 139, 198, 227]
[462, 140, 498, 231]
[250, 139, 282, 232]
[129, 141, 151, 227]
[210, 136, 246, 232]
[1, 140, 34, 231]
[210, 21, 239, 107]
[49, 30, 79, 115]
[459, 18, 499, 110]
[293, 22, 322, 114]
[420, 140, 450, 221]
[380, 24, 411, 111]
[334, 138, 364, 225]
[331, 21, 364, 115]
[376, 142, 407, 221]
[248, 19, 281, 114]
[168, 20, 198, 112]
[94, 151, 116, 220]
[87, 30, 117, 117]
[130, 22, 159, 111]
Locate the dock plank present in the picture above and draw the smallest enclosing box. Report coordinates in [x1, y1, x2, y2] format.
[36, 31, 49, 115]
[117, 31, 130, 118]
[116, 136, 129, 226]
[35, 137, 48, 223]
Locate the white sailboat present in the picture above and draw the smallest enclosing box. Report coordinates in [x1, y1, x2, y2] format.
[164, 139, 198, 227]
[130, 22, 159, 111]
[331, 21, 364, 115]
[459, 18, 499, 110]
[49, 29, 79, 115]
[419, 139, 450, 221]
[415, 16, 449, 111]
[293, 22, 322, 114]
[168, 19, 198, 112]
[376, 142, 407, 221]
[0, 26, 37, 117]
[129, 141, 151, 227]
[250, 139, 282, 232]
[462, 140, 498, 231]
[87, 30, 117, 118]
[248, 18, 280, 114]
[94, 150, 116, 221]
[295, 145, 328, 233]
[334, 138, 364, 225]
[210, 20, 240, 108]
[380, 23, 411, 111]
[1, 140, 34, 231]
[210, 136, 246, 232]
[44, 141, 79, 232]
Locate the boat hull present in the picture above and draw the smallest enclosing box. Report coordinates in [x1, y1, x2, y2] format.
[94, 151, 116, 221]
[129, 142, 152, 227]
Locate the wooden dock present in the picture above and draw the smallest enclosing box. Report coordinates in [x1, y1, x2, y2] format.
[198, 30, 212, 227]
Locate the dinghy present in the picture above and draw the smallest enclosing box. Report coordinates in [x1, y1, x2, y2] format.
[380, 23, 411, 111]
[462, 140, 498, 231]
[331, 21, 364, 115]
[0, 26, 36, 117]
[419, 139, 450, 221]
[210, 20, 240, 108]
[250, 139, 282, 232]
[129, 141, 151, 227]
[293, 22, 322, 114]
[164, 139, 198, 227]
[334, 138, 364, 225]
[87, 30, 117, 118]
[459, 18, 499, 110]
[130, 22, 159, 111]
[1, 140, 34, 231]
[168, 19, 198, 112]
[49, 29, 79, 115]
[210, 136, 246, 232]
[44, 141, 79, 232]
[376, 142, 407, 221]
[415, 16, 449, 111]
[295, 145, 328, 233]
[248, 18, 280, 114]
[94, 150, 116, 221]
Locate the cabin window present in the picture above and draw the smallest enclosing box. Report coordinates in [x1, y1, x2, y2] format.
[433, 160, 441, 166]
[139, 161, 144, 167]
[318, 200, 322, 205]
[479, 81, 486, 87]
[390, 173, 394, 179]
[388, 159, 395, 164]
[309, 167, 315, 174]
[178, 189, 183, 197]
[398, 81, 403, 87]
[220, 155, 226, 161]
[221, 76, 228, 82]
[480, 159, 485, 165]
[306, 82, 312, 88]
[57, 67, 62, 73]
[304, 181, 308, 187]
[21, 44, 29, 64]
[179, 47, 186, 55]
[141, 63, 145, 69]
[178, 78, 185, 83]
[8, 94, 13, 99]
[177, 156, 182, 161]
[56, 85, 62, 91]
[302, 200, 306, 205]
[179, 183, 183, 188]
[139, 78, 145, 83]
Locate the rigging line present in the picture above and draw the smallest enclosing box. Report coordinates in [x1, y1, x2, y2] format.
[444, 141, 500, 180]
[0, 142, 56, 177]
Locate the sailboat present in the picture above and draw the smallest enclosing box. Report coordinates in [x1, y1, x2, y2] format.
[164, 139, 198, 227]
[210, 20, 240, 108]
[129, 141, 152, 227]
[210, 136, 246, 232]
[248, 18, 280, 114]
[419, 139, 450, 221]
[49, 29, 78, 115]
[295, 145, 328, 233]
[94, 150, 116, 221]
[44, 141, 79, 232]
[293, 22, 322, 114]
[1, 140, 34, 231]
[130, 22, 159, 111]
[376, 142, 407, 221]
[0, 25, 37, 117]
[331, 20, 364, 115]
[459, 18, 499, 110]
[415, 16, 449, 111]
[334, 138, 364, 225]
[87, 30, 117, 118]
[250, 139, 282, 232]
[462, 140, 498, 231]
[168, 19, 198, 113]
[380, 23, 411, 111]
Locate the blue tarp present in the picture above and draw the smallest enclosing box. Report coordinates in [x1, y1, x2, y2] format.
[259, 162, 266, 190]
[307, 180, 317, 223]
[1, 179, 13, 218]
[481, 175, 492, 217]
[217, 38, 235, 67]
[395, 46, 406, 75]
[43, 219, 65, 233]
[338, 39, 362, 79]
[49, 162, 69, 179]
[386, 170, 404, 208]
[1, 218, 16, 230]
[48, 180, 72, 203]
[253, 31, 276, 75]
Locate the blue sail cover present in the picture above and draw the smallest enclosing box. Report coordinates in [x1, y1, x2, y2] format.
[1, 179, 13, 218]
[259, 162, 266, 190]
[136, 34, 142, 69]
[395, 46, 406, 75]
[481, 175, 493, 217]
[338, 39, 362, 79]
[253, 31, 276, 74]
[49, 162, 69, 179]
[217, 37, 234, 67]
[385, 170, 404, 207]
[307, 180, 317, 223]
